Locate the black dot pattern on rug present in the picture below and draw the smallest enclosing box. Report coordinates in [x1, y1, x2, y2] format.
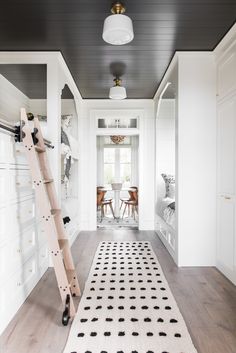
[104, 332, 111, 336]
[66, 241, 192, 353]
[144, 317, 151, 322]
[157, 318, 164, 322]
[170, 318, 178, 323]
[80, 318, 87, 323]
[118, 331, 125, 336]
[132, 332, 139, 336]
[159, 332, 167, 336]
[147, 332, 153, 336]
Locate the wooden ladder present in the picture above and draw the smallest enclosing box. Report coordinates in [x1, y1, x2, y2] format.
[20, 108, 80, 325]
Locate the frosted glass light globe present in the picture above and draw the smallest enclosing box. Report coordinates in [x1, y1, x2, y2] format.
[103, 14, 134, 45]
[109, 85, 127, 100]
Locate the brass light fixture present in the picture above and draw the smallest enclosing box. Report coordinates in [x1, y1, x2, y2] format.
[111, 2, 126, 14]
[110, 135, 125, 144]
[109, 76, 127, 100]
[102, 2, 134, 45]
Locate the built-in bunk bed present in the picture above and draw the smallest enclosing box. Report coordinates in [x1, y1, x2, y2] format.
[155, 93, 177, 262]
[156, 173, 176, 258]
[157, 174, 175, 229]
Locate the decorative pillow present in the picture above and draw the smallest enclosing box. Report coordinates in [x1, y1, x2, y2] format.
[168, 183, 175, 199]
[161, 173, 175, 198]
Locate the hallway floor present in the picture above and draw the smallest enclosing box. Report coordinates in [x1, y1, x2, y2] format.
[97, 208, 138, 229]
[1, 230, 236, 353]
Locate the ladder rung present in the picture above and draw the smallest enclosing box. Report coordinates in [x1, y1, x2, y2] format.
[58, 239, 69, 251]
[43, 179, 53, 184]
[35, 146, 46, 153]
[51, 208, 61, 216]
[66, 269, 76, 286]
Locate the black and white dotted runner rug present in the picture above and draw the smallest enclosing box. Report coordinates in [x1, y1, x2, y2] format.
[63, 241, 198, 353]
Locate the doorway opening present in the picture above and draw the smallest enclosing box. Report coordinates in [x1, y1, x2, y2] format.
[97, 135, 139, 229]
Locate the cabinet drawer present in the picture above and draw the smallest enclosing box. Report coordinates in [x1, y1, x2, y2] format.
[9, 143, 28, 166]
[0, 134, 28, 166]
[0, 255, 36, 310]
[0, 225, 36, 279]
[11, 198, 36, 234]
[38, 245, 49, 277]
[36, 221, 48, 247]
[38, 245, 48, 266]
[9, 168, 33, 201]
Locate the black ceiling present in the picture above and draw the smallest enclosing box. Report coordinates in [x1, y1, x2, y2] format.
[0, 64, 47, 99]
[0, 64, 74, 99]
[0, 0, 235, 99]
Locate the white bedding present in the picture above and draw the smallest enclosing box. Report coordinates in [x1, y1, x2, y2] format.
[157, 197, 175, 229]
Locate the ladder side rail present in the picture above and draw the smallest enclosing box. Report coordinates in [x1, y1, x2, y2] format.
[21, 109, 76, 316]
[34, 115, 80, 295]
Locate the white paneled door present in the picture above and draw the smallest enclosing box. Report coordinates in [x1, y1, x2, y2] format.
[217, 95, 236, 285]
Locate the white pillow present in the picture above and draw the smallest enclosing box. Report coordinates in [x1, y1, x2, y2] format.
[168, 183, 175, 199]
[161, 173, 175, 198]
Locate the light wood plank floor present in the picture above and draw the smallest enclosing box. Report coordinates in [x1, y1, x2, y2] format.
[1, 230, 236, 353]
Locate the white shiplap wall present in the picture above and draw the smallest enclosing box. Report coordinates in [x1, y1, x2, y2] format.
[0, 76, 49, 335]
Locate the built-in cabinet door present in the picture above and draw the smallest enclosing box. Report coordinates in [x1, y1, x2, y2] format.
[217, 95, 236, 285]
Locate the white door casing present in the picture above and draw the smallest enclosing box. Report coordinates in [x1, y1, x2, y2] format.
[217, 94, 236, 285]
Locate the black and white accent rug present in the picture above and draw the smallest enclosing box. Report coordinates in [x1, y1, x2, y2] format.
[63, 241, 198, 353]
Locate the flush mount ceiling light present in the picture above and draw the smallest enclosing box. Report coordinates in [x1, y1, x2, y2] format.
[109, 77, 127, 100]
[102, 2, 134, 45]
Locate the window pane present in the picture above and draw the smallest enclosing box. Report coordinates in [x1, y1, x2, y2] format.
[104, 148, 115, 163]
[120, 148, 131, 163]
[104, 164, 115, 186]
[120, 163, 131, 187]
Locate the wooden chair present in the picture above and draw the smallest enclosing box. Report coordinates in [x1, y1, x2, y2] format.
[97, 190, 115, 221]
[120, 186, 138, 214]
[122, 189, 138, 220]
